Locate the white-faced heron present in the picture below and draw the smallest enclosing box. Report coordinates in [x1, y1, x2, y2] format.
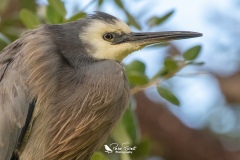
[0, 12, 202, 160]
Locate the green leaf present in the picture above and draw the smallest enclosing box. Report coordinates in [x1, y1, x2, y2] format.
[157, 86, 180, 106]
[20, 0, 36, 12]
[19, 9, 40, 29]
[114, 0, 124, 9]
[147, 10, 174, 27]
[67, 12, 86, 22]
[98, 0, 104, 7]
[122, 106, 139, 144]
[131, 138, 151, 159]
[125, 11, 141, 30]
[183, 45, 202, 61]
[48, 0, 66, 18]
[164, 58, 178, 72]
[125, 60, 148, 86]
[46, 5, 63, 24]
[0, 43, 7, 51]
[112, 121, 132, 145]
[152, 58, 179, 80]
[153, 67, 169, 79]
[113, 0, 141, 30]
[125, 60, 146, 74]
[91, 152, 108, 160]
[127, 72, 149, 86]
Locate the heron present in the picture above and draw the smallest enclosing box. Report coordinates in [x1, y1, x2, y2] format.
[0, 11, 202, 160]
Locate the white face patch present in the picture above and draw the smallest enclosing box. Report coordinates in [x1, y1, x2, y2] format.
[80, 18, 141, 61]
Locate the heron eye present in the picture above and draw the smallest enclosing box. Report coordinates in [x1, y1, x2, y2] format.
[103, 33, 114, 41]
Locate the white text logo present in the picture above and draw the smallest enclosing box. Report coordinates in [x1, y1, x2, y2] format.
[104, 142, 137, 154]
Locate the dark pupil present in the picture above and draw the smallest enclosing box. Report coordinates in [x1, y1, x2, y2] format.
[105, 33, 112, 40]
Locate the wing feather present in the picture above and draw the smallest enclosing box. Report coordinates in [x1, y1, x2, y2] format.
[0, 39, 30, 160]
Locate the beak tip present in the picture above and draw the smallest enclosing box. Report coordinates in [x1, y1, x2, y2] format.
[195, 32, 203, 37]
[182, 31, 203, 38]
[178, 31, 203, 39]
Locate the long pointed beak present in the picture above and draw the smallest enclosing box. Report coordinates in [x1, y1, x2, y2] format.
[113, 31, 202, 46]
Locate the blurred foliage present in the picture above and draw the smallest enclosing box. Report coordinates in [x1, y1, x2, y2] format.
[0, 0, 203, 159]
[20, 9, 40, 29]
[125, 60, 149, 86]
[91, 152, 108, 160]
[157, 86, 180, 106]
[183, 45, 201, 61]
[147, 10, 175, 28]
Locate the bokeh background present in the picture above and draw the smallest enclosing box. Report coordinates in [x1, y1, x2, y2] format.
[1, 0, 240, 160]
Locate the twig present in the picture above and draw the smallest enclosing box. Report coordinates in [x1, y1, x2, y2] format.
[130, 78, 158, 95]
[175, 72, 208, 77]
[130, 61, 186, 95]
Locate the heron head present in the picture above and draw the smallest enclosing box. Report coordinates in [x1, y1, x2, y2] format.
[79, 12, 202, 62]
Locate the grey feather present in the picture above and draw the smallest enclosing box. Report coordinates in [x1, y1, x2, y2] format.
[0, 12, 131, 160]
[87, 11, 118, 24]
[0, 38, 30, 160]
[0, 10, 202, 160]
